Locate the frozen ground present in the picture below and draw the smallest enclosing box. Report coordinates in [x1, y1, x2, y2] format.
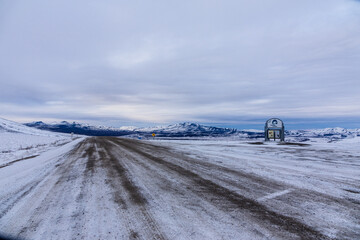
[155, 138, 360, 200]
[0, 135, 359, 239]
[0, 118, 73, 166]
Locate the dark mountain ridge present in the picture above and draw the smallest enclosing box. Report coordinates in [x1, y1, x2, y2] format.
[24, 121, 241, 137]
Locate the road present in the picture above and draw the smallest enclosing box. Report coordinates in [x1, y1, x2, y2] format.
[0, 137, 358, 239]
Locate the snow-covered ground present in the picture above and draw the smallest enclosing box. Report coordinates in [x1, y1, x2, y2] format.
[152, 138, 360, 239]
[0, 118, 74, 165]
[155, 138, 360, 200]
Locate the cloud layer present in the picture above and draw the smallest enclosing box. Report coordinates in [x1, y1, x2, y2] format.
[1, 0, 360, 127]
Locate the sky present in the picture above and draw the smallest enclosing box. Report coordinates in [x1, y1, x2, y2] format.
[1, 0, 360, 129]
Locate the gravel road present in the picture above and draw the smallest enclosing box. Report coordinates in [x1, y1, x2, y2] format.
[0, 137, 358, 240]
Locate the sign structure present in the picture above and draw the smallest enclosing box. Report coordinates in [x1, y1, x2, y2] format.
[264, 118, 285, 141]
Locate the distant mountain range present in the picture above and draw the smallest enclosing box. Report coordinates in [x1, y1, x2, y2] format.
[25, 121, 132, 136]
[285, 127, 360, 142]
[24, 121, 360, 141]
[24, 121, 245, 138]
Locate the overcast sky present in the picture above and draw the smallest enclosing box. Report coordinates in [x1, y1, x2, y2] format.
[1, 0, 360, 129]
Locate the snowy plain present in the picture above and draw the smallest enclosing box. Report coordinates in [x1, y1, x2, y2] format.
[152, 138, 360, 239]
[154, 138, 360, 199]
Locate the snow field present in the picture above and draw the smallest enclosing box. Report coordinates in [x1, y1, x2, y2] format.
[0, 118, 74, 164]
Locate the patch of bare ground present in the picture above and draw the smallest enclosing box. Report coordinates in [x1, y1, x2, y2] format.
[81, 138, 97, 174]
[97, 138, 147, 206]
[278, 142, 310, 146]
[129, 230, 140, 239]
[248, 141, 264, 145]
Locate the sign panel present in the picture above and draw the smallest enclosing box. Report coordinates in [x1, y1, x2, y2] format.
[152, 133, 156, 137]
[275, 130, 281, 139]
[267, 118, 283, 128]
[268, 130, 274, 138]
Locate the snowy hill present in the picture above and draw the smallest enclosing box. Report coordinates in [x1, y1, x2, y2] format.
[0, 118, 72, 164]
[0, 118, 65, 136]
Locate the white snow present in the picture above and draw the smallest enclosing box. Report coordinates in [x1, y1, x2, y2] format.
[118, 126, 138, 131]
[0, 118, 75, 165]
[0, 118, 59, 136]
[257, 189, 294, 202]
[154, 138, 360, 201]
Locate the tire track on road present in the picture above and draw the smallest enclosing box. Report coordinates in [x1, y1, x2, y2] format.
[96, 138, 167, 240]
[15, 141, 88, 239]
[0, 178, 44, 219]
[0, 140, 83, 221]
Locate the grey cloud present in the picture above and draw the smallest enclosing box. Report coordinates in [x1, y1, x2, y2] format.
[1, 0, 360, 127]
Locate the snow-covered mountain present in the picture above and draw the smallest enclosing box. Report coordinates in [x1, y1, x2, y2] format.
[25, 121, 133, 136]
[286, 128, 360, 142]
[24, 120, 360, 140]
[24, 121, 239, 137]
[135, 122, 238, 137]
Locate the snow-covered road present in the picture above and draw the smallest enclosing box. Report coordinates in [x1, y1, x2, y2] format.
[0, 137, 359, 240]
